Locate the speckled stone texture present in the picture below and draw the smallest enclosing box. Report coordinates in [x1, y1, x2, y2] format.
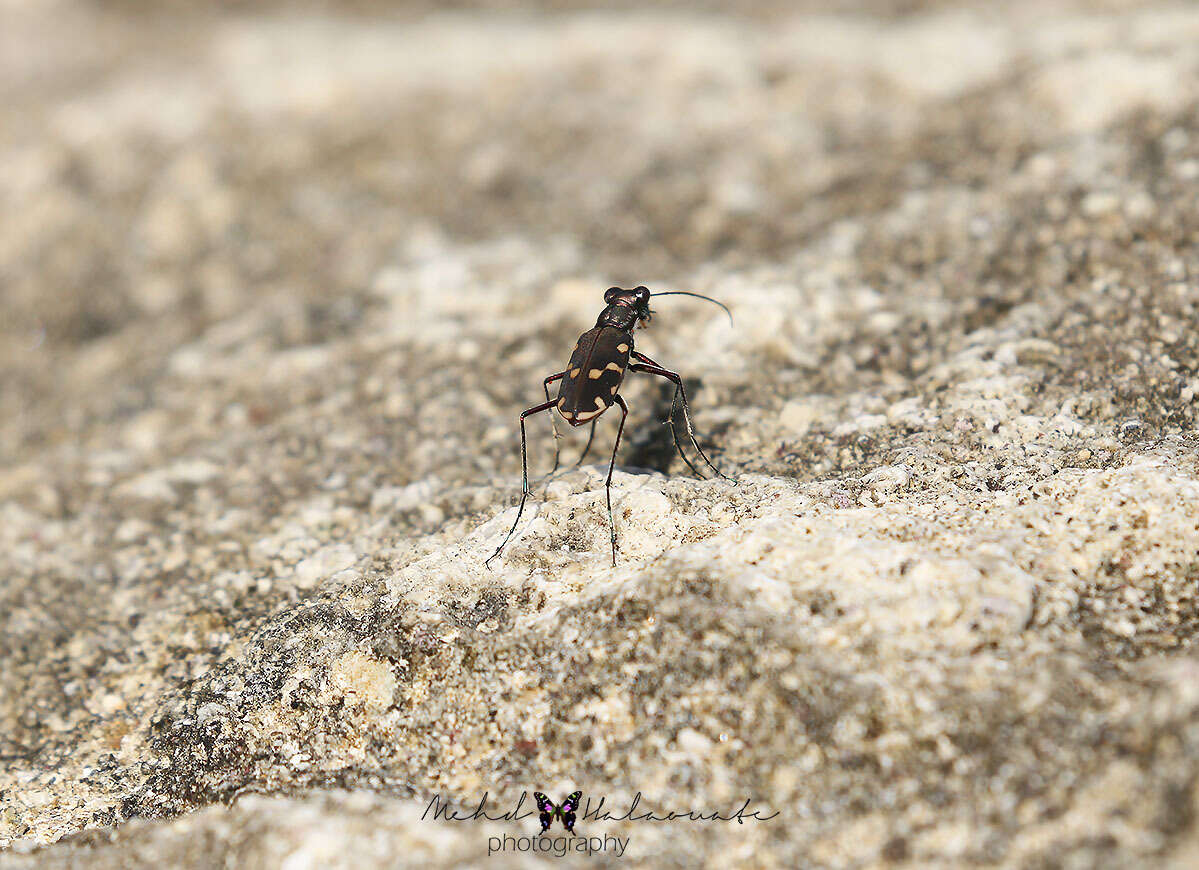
[4, 1, 1199, 867]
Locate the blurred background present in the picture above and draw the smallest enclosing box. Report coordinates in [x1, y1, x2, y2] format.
[6, 1, 1199, 863]
[10, 0, 1198, 476]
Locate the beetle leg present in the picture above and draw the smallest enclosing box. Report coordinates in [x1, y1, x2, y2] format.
[605, 395, 629, 567]
[486, 397, 559, 568]
[573, 420, 598, 468]
[542, 371, 568, 475]
[629, 354, 731, 481]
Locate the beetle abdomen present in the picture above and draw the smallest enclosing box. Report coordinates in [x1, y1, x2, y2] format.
[556, 326, 631, 426]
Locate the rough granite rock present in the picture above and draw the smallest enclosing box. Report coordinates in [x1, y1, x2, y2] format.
[4, 1, 1199, 867]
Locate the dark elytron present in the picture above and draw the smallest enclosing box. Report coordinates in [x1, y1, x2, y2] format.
[555, 325, 632, 426]
[486, 285, 732, 568]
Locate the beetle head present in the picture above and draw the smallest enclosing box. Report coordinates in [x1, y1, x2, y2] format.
[598, 286, 653, 330]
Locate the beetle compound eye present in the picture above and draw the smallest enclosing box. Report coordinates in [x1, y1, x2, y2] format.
[604, 287, 623, 304]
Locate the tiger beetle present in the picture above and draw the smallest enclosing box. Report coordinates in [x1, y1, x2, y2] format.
[486, 285, 733, 568]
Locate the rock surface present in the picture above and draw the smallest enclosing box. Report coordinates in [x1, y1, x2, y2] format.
[4, 1, 1199, 867]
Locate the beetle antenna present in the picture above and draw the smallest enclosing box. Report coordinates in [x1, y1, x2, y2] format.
[648, 291, 733, 326]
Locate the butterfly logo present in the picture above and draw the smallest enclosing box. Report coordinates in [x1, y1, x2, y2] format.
[533, 790, 582, 834]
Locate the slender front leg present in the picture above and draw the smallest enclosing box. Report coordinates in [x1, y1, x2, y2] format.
[573, 420, 598, 468]
[542, 371, 568, 475]
[629, 352, 731, 481]
[605, 395, 629, 566]
[486, 398, 559, 568]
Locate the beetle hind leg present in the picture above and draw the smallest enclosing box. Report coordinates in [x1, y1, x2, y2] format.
[604, 395, 630, 566]
[572, 420, 598, 469]
[486, 398, 559, 568]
